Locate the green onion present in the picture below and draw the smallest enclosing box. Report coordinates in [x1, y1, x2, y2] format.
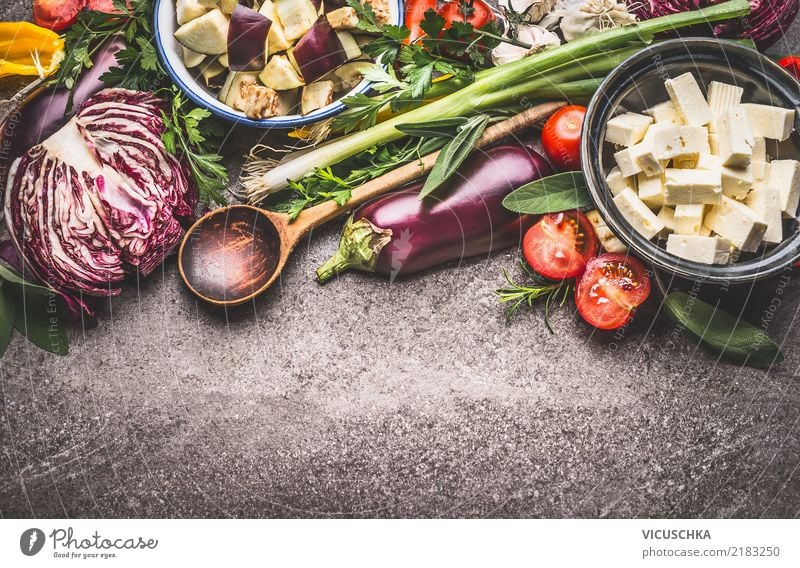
[241, 0, 751, 203]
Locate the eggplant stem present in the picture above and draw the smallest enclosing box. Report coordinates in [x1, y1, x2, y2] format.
[316, 217, 394, 283]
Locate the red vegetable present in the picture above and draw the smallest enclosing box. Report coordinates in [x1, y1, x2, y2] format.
[404, 0, 438, 44]
[541, 105, 586, 172]
[86, 0, 130, 12]
[575, 253, 650, 330]
[523, 210, 598, 280]
[439, 0, 495, 30]
[228, 4, 272, 71]
[779, 56, 800, 80]
[317, 144, 551, 282]
[33, 0, 86, 31]
[293, 16, 347, 83]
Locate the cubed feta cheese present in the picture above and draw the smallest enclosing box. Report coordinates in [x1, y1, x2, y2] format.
[717, 106, 754, 167]
[664, 72, 712, 127]
[664, 168, 722, 205]
[708, 131, 719, 155]
[586, 210, 628, 253]
[614, 146, 643, 178]
[703, 195, 767, 252]
[707, 81, 743, 126]
[605, 166, 636, 196]
[674, 204, 706, 235]
[630, 133, 666, 177]
[605, 112, 653, 146]
[613, 188, 666, 240]
[649, 125, 709, 161]
[741, 103, 795, 141]
[666, 234, 732, 264]
[745, 184, 783, 244]
[764, 159, 800, 217]
[751, 136, 769, 182]
[637, 172, 665, 208]
[645, 100, 682, 125]
[657, 206, 676, 237]
[699, 154, 753, 199]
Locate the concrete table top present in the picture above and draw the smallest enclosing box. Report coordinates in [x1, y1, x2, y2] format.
[1, 1, 799, 518]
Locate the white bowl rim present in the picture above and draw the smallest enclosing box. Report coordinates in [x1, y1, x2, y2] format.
[153, 0, 404, 129]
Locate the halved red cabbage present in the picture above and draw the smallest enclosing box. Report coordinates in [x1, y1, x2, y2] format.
[4, 88, 196, 299]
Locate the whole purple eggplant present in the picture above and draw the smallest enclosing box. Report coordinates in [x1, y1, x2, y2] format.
[316, 143, 551, 282]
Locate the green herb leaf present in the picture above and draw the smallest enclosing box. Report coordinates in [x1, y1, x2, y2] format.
[503, 172, 592, 214]
[10, 286, 69, 356]
[419, 114, 489, 198]
[663, 291, 783, 367]
[0, 287, 15, 357]
[395, 117, 468, 137]
[0, 263, 55, 297]
[495, 261, 573, 332]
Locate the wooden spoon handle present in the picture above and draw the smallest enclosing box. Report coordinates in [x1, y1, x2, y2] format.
[288, 101, 566, 237]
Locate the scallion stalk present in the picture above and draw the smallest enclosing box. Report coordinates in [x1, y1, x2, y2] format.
[242, 0, 750, 202]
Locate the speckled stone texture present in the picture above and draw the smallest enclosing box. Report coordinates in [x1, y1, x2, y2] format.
[1, 1, 800, 519]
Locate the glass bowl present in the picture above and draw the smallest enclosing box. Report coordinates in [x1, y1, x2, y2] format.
[581, 38, 800, 284]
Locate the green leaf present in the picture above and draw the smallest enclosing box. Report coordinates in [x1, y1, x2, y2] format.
[419, 114, 489, 198]
[395, 117, 467, 137]
[663, 291, 783, 367]
[0, 286, 15, 357]
[0, 263, 55, 297]
[11, 286, 69, 356]
[502, 172, 592, 214]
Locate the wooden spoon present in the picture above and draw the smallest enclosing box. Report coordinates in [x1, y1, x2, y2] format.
[178, 102, 565, 307]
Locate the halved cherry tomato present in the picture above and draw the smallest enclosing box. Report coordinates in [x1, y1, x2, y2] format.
[438, 0, 496, 29]
[403, 0, 438, 44]
[575, 253, 651, 331]
[522, 210, 598, 280]
[541, 105, 586, 172]
[33, 0, 86, 32]
[779, 56, 800, 81]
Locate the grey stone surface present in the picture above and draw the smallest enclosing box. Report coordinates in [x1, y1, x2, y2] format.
[1, 3, 800, 519]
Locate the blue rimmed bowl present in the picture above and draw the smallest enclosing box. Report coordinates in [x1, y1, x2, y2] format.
[153, 0, 403, 129]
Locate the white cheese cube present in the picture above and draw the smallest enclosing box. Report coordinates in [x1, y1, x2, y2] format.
[605, 112, 653, 146]
[699, 154, 753, 199]
[673, 204, 706, 235]
[708, 131, 719, 155]
[649, 125, 709, 161]
[664, 72, 712, 127]
[605, 166, 636, 196]
[645, 100, 682, 125]
[707, 81, 743, 125]
[741, 103, 795, 141]
[630, 133, 666, 177]
[666, 234, 732, 264]
[586, 210, 628, 253]
[614, 146, 643, 178]
[703, 195, 767, 252]
[699, 225, 712, 237]
[664, 168, 722, 205]
[657, 206, 676, 237]
[765, 160, 800, 217]
[751, 137, 769, 182]
[745, 184, 783, 244]
[717, 106, 754, 167]
[637, 172, 664, 208]
[613, 188, 666, 240]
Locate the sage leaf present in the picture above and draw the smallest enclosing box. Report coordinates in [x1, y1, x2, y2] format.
[396, 117, 468, 137]
[420, 114, 489, 199]
[503, 172, 592, 214]
[0, 286, 15, 357]
[663, 291, 783, 367]
[0, 263, 54, 297]
[11, 286, 69, 356]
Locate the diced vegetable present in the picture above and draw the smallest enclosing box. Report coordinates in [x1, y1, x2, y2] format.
[199, 0, 240, 14]
[174, 8, 231, 55]
[326, 7, 360, 29]
[336, 31, 362, 60]
[221, 71, 259, 105]
[227, 4, 271, 71]
[200, 58, 227, 87]
[275, 0, 319, 41]
[293, 16, 348, 83]
[182, 46, 207, 68]
[259, 0, 293, 52]
[232, 82, 281, 118]
[0, 21, 64, 79]
[177, 0, 210, 24]
[329, 60, 373, 92]
[260, 55, 305, 90]
[301, 80, 335, 114]
[218, 53, 229, 67]
[276, 89, 301, 115]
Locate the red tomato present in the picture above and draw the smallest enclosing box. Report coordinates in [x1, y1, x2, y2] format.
[522, 210, 598, 280]
[438, 0, 496, 29]
[779, 56, 800, 81]
[541, 105, 586, 172]
[403, 0, 438, 44]
[575, 253, 651, 331]
[33, 0, 86, 32]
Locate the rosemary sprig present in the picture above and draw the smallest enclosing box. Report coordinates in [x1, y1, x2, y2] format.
[495, 262, 573, 332]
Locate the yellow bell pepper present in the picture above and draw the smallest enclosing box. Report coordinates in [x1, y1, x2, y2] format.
[0, 21, 65, 79]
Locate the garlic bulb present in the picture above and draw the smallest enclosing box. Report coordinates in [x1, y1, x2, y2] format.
[540, 0, 637, 42]
[491, 25, 561, 66]
[498, 0, 557, 24]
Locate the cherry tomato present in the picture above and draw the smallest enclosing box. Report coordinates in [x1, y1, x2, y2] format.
[522, 210, 598, 280]
[779, 56, 800, 81]
[33, 0, 86, 32]
[575, 253, 651, 331]
[438, 0, 496, 29]
[403, 0, 438, 44]
[541, 105, 586, 172]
